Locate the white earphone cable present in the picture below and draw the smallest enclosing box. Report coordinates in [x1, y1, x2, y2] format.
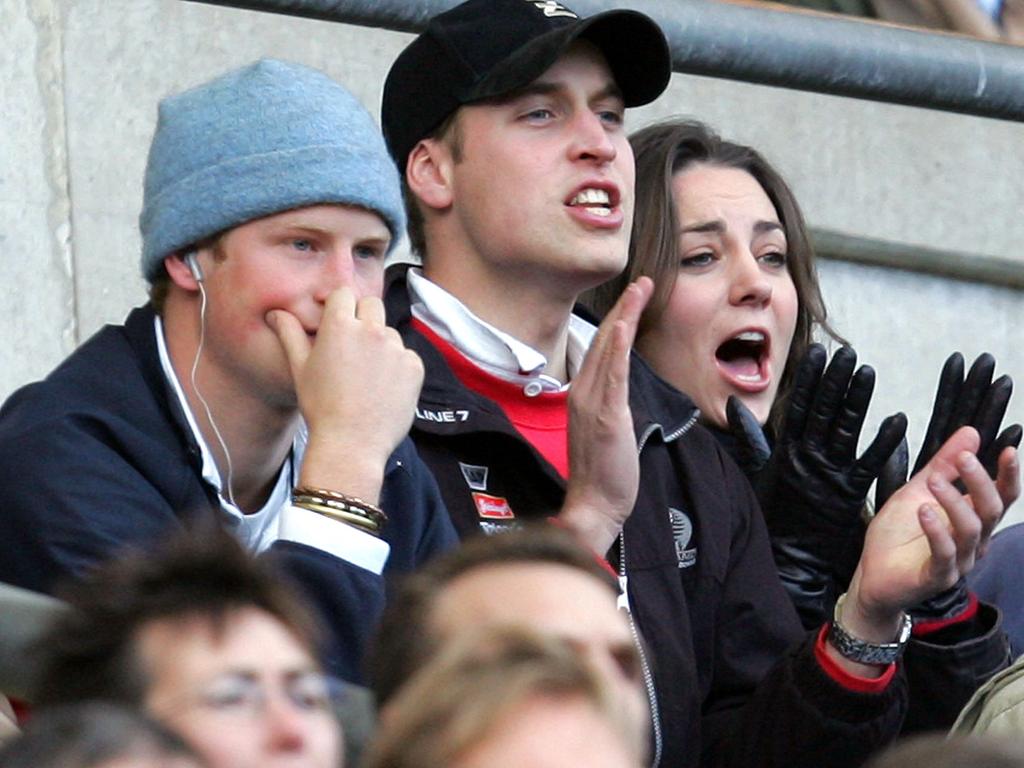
[190, 279, 238, 509]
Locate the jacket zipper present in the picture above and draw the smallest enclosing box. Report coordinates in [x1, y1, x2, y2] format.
[620, 412, 698, 768]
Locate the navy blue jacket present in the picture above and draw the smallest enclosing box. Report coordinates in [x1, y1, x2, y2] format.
[0, 304, 457, 682]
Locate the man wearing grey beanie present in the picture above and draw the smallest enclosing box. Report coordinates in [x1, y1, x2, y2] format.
[0, 59, 457, 685]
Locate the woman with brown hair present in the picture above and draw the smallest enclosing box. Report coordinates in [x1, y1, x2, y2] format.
[589, 118, 1016, 622]
[586, 118, 1018, 730]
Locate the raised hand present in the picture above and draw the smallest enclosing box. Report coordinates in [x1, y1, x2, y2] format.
[827, 426, 1012, 678]
[558, 277, 653, 556]
[874, 352, 1021, 623]
[728, 343, 906, 628]
[268, 286, 425, 503]
[848, 428, 1009, 627]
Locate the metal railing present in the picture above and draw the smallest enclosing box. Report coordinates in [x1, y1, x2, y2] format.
[183, 0, 1024, 287]
[185, 0, 1024, 122]
[810, 230, 1024, 289]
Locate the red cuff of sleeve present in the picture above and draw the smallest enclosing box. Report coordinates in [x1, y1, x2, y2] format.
[814, 624, 897, 694]
[911, 591, 979, 636]
[546, 517, 617, 579]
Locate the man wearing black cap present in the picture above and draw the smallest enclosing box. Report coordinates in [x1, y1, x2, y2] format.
[380, 1, 1007, 766]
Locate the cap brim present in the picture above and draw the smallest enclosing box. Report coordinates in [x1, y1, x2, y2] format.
[462, 10, 671, 108]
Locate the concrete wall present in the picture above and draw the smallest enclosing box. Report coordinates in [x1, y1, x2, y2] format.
[3, 0, 1023, 524]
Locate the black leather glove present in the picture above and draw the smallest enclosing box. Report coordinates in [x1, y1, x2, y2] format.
[727, 344, 907, 629]
[875, 352, 1022, 623]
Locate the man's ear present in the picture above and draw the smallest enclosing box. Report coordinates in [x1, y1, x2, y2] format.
[406, 138, 455, 213]
[163, 252, 202, 291]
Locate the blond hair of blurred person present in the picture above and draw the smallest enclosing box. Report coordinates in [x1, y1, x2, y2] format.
[363, 628, 644, 768]
[369, 525, 649, 748]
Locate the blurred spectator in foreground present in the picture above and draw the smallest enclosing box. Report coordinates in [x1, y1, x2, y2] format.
[363, 627, 644, 768]
[0, 579, 70, 745]
[951, 639, 1024, 736]
[0, 702, 206, 768]
[31, 529, 344, 768]
[369, 526, 650, 756]
[863, 733, 1024, 768]
[0, 699, 16, 748]
[768, 0, 1024, 43]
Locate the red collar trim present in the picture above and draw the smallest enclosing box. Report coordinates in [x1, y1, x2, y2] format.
[413, 318, 568, 429]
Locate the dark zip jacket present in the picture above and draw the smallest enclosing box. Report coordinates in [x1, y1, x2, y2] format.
[0, 304, 457, 683]
[385, 265, 907, 768]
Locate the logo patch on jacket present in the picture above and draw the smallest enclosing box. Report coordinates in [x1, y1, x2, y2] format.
[473, 492, 515, 520]
[527, 1, 578, 19]
[459, 462, 489, 491]
[669, 507, 697, 569]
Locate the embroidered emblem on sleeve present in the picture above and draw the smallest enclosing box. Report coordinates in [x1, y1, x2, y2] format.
[473, 492, 515, 520]
[459, 462, 489, 491]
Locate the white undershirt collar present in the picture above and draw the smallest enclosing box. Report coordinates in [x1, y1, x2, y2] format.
[406, 267, 596, 396]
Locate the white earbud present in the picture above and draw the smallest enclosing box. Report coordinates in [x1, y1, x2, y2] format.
[185, 251, 204, 282]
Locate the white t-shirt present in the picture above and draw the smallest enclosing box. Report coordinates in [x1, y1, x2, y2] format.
[153, 315, 388, 573]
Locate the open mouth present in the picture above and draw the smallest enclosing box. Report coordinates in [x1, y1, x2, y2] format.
[566, 185, 619, 219]
[715, 330, 770, 387]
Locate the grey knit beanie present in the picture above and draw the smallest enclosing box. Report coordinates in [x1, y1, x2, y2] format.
[139, 58, 405, 281]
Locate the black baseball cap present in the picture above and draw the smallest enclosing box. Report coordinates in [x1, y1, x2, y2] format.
[382, 0, 672, 173]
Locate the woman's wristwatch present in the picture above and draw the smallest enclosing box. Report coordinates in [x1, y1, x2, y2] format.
[828, 592, 912, 665]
